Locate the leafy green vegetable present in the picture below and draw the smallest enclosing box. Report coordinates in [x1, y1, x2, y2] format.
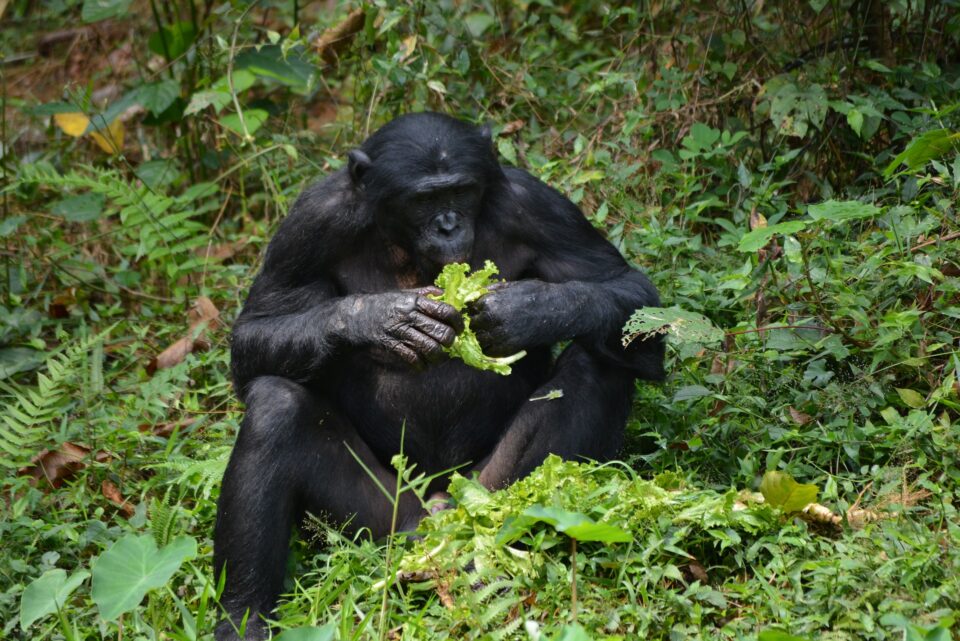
[431, 261, 526, 375]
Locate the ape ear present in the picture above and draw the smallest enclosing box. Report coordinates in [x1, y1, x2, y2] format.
[348, 149, 372, 184]
[479, 122, 493, 140]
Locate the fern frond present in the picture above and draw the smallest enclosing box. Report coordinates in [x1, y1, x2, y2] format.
[0, 330, 110, 469]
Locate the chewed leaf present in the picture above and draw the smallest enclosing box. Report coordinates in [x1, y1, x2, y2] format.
[430, 261, 525, 375]
[622, 306, 724, 347]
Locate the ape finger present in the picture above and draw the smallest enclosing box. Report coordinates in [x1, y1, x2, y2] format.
[416, 296, 464, 333]
[410, 311, 457, 347]
[385, 337, 424, 368]
[396, 325, 447, 363]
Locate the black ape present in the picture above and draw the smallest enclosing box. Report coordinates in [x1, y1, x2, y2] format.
[214, 112, 663, 640]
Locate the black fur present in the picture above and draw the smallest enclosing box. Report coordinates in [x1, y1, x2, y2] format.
[214, 112, 663, 640]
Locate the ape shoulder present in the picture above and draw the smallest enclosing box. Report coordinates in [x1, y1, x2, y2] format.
[261, 169, 370, 283]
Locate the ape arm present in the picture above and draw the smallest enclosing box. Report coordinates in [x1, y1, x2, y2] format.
[230, 175, 462, 397]
[471, 168, 664, 379]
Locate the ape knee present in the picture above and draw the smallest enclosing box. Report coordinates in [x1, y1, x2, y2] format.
[239, 377, 318, 447]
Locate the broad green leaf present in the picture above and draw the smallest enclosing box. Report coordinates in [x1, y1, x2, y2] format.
[623, 307, 724, 347]
[737, 221, 807, 252]
[81, 0, 132, 22]
[883, 128, 960, 178]
[673, 385, 712, 402]
[220, 109, 269, 136]
[274, 624, 337, 641]
[555, 624, 594, 641]
[520, 505, 631, 542]
[0, 215, 27, 236]
[235, 45, 315, 94]
[807, 199, 881, 222]
[896, 388, 926, 409]
[847, 108, 864, 136]
[148, 21, 198, 60]
[49, 193, 106, 223]
[135, 81, 181, 116]
[91, 534, 197, 621]
[20, 569, 90, 629]
[759, 471, 818, 513]
[464, 12, 496, 37]
[0, 347, 43, 379]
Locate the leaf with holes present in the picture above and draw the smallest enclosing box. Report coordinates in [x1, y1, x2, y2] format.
[623, 307, 724, 347]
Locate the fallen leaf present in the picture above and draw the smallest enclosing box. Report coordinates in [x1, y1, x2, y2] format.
[138, 416, 197, 438]
[90, 118, 124, 154]
[54, 112, 90, 137]
[147, 297, 221, 375]
[19, 442, 110, 488]
[101, 480, 135, 517]
[314, 6, 367, 64]
[499, 119, 524, 136]
[788, 407, 812, 425]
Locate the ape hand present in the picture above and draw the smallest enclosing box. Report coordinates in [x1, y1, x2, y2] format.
[469, 280, 577, 356]
[342, 288, 463, 367]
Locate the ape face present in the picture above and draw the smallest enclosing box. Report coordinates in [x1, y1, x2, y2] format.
[389, 181, 481, 269]
[346, 113, 499, 273]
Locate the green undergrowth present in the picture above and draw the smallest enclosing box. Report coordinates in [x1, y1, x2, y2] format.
[2, 0, 959, 640]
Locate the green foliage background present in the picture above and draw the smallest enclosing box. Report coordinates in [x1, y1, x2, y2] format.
[1, 1, 958, 640]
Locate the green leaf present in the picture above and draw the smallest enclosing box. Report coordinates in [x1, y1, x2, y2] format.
[235, 45, 315, 94]
[759, 471, 818, 513]
[555, 624, 594, 641]
[148, 21, 198, 61]
[737, 221, 807, 252]
[896, 388, 926, 409]
[49, 193, 106, 223]
[273, 625, 337, 641]
[220, 109, 269, 136]
[0, 215, 27, 236]
[464, 12, 496, 37]
[623, 307, 724, 347]
[847, 108, 864, 136]
[91, 534, 197, 621]
[520, 505, 632, 542]
[81, 0, 132, 22]
[20, 569, 90, 629]
[883, 128, 960, 178]
[673, 385, 712, 402]
[135, 81, 181, 116]
[430, 261, 526, 375]
[758, 631, 812, 641]
[0, 347, 44, 379]
[807, 199, 882, 222]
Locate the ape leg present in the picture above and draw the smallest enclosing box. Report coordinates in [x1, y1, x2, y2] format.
[214, 376, 422, 641]
[477, 342, 635, 489]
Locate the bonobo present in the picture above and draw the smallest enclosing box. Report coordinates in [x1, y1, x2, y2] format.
[214, 112, 664, 640]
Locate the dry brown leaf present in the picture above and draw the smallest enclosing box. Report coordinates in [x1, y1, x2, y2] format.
[314, 6, 368, 64]
[139, 416, 197, 438]
[101, 479, 135, 517]
[499, 119, 524, 136]
[19, 442, 110, 488]
[148, 297, 221, 375]
[788, 407, 812, 426]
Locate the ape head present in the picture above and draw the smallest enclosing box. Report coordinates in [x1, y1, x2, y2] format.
[347, 113, 502, 272]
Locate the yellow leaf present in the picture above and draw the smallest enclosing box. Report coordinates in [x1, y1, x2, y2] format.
[54, 112, 91, 137]
[398, 35, 417, 62]
[90, 119, 125, 154]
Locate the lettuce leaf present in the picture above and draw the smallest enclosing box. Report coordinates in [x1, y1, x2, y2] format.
[431, 261, 526, 375]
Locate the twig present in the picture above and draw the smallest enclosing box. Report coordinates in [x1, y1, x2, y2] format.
[911, 230, 960, 252]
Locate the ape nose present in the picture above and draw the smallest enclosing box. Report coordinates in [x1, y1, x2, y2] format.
[434, 211, 461, 236]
